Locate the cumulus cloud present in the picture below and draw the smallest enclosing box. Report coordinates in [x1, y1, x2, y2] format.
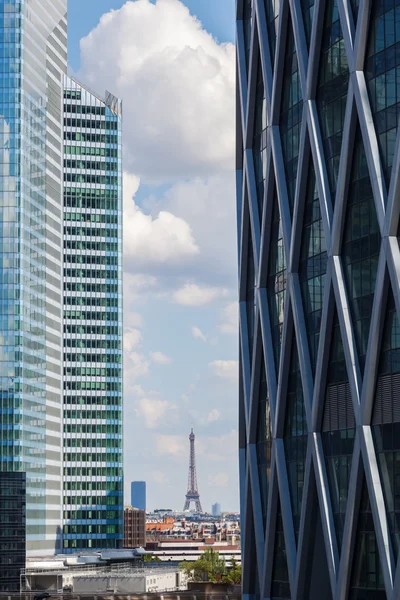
[125, 351, 150, 383]
[124, 172, 199, 272]
[123, 328, 142, 352]
[173, 283, 227, 306]
[192, 326, 207, 342]
[219, 302, 238, 335]
[207, 408, 220, 423]
[150, 351, 173, 365]
[209, 360, 238, 383]
[136, 397, 177, 429]
[156, 434, 187, 457]
[79, 0, 235, 182]
[197, 429, 238, 461]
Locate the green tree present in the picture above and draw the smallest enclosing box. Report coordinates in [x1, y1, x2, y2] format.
[143, 553, 161, 562]
[180, 548, 227, 582]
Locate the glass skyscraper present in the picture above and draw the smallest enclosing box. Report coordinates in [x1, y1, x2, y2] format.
[131, 481, 146, 511]
[0, 0, 67, 565]
[62, 76, 123, 552]
[237, 1, 400, 598]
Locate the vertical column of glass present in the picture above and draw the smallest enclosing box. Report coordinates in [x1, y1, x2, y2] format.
[63, 78, 123, 551]
[0, 0, 21, 476]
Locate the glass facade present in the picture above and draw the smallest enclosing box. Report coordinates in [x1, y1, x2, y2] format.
[0, 0, 67, 559]
[62, 77, 123, 551]
[0, 472, 25, 591]
[237, 1, 400, 598]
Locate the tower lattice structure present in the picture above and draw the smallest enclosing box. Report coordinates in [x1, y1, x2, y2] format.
[183, 428, 202, 512]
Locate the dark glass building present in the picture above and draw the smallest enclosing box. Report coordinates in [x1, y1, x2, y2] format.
[237, 1, 400, 598]
[0, 473, 26, 591]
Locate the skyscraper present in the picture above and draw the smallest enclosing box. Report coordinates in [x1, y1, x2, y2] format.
[212, 502, 221, 517]
[62, 76, 123, 552]
[131, 481, 146, 511]
[0, 0, 67, 572]
[237, 1, 400, 599]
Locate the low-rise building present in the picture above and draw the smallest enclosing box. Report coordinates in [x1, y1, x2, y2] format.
[124, 506, 146, 548]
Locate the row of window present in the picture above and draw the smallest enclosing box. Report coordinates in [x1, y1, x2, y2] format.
[64, 255, 119, 267]
[64, 118, 118, 131]
[64, 104, 105, 116]
[64, 226, 118, 238]
[63, 453, 122, 464]
[64, 145, 118, 157]
[64, 381, 122, 391]
[63, 399, 122, 408]
[64, 159, 118, 171]
[64, 173, 118, 185]
[64, 439, 122, 449]
[64, 241, 119, 253]
[64, 324, 121, 335]
[64, 212, 119, 224]
[63, 481, 122, 491]
[63, 494, 122, 506]
[64, 338, 121, 349]
[64, 353, 121, 364]
[64, 131, 118, 144]
[63, 524, 120, 534]
[64, 367, 121, 378]
[64, 424, 121, 434]
[64, 310, 119, 321]
[63, 509, 120, 519]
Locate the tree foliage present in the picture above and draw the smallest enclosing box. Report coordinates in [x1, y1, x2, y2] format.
[180, 549, 241, 584]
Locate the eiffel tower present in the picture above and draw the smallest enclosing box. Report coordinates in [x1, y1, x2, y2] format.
[183, 428, 203, 512]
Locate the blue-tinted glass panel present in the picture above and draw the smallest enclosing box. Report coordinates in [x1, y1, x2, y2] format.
[342, 127, 380, 374]
[372, 288, 400, 560]
[322, 309, 355, 551]
[349, 479, 386, 599]
[365, 1, 400, 189]
[253, 56, 267, 218]
[316, 0, 349, 200]
[271, 498, 291, 599]
[243, 0, 253, 72]
[264, 0, 279, 66]
[284, 341, 307, 542]
[301, 0, 315, 49]
[280, 17, 302, 215]
[267, 193, 287, 375]
[299, 162, 327, 375]
[257, 350, 271, 531]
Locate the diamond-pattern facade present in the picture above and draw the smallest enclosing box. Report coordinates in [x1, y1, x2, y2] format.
[236, 1, 400, 598]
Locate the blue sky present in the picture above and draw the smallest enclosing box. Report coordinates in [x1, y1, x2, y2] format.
[69, 0, 238, 512]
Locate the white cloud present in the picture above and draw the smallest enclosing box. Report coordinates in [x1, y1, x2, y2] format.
[208, 472, 229, 488]
[136, 397, 176, 429]
[79, 0, 235, 182]
[207, 408, 220, 423]
[125, 311, 144, 329]
[173, 283, 227, 306]
[123, 328, 142, 352]
[150, 351, 173, 365]
[209, 360, 238, 383]
[197, 430, 238, 462]
[219, 302, 238, 335]
[125, 351, 150, 383]
[192, 325, 207, 342]
[156, 434, 187, 458]
[124, 172, 199, 272]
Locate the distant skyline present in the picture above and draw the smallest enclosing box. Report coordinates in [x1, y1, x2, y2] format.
[69, 0, 238, 512]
